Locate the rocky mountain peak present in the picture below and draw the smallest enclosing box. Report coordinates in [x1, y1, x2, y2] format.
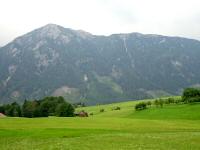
[38, 23, 62, 40]
[43, 23, 60, 28]
[74, 30, 93, 39]
[1, 24, 200, 104]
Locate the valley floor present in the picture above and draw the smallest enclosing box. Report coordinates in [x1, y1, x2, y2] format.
[1, 99, 200, 150]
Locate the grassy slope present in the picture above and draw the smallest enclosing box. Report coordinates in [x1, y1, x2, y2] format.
[76, 96, 185, 118]
[76, 99, 200, 120]
[130, 103, 200, 120]
[1, 96, 200, 150]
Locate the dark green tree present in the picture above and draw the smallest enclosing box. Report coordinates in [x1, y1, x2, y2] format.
[182, 88, 200, 103]
[0, 105, 5, 113]
[22, 100, 39, 117]
[3, 102, 21, 117]
[158, 99, 164, 107]
[135, 102, 147, 111]
[11, 102, 21, 117]
[4, 104, 12, 116]
[39, 100, 49, 117]
[154, 99, 159, 107]
[55, 102, 74, 117]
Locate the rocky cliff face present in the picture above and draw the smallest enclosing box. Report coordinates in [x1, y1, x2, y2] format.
[0, 24, 200, 104]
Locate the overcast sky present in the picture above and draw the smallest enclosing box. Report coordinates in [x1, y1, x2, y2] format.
[0, 0, 200, 46]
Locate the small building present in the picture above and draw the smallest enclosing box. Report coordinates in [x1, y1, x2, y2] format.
[0, 113, 6, 117]
[74, 111, 88, 117]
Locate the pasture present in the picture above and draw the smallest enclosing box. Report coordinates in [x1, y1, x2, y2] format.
[1, 97, 200, 150]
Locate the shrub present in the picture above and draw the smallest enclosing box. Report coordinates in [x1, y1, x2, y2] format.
[100, 108, 104, 112]
[165, 98, 175, 104]
[89, 112, 94, 116]
[154, 99, 164, 107]
[174, 98, 183, 104]
[154, 99, 159, 107]
[146, 101, 152, 106]
[112, 106, 121, 110]
[135, 102, 147, 111]
[158, 99, 164, 107]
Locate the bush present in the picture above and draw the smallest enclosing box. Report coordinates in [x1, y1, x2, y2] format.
[165, 98, 175, 104]
[154, 99, 159, 107]
[159, 99, 164, 107]
[112, 106, 121, 110]
[100, 108, 104, 112]
[89, 112, 94, 116]
[154, 99, 164, 107]
[135, 102, 147, 111]
[146, 101, 152, 106]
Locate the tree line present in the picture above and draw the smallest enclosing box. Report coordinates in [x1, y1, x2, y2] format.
[0, 96, 74, 117]
[135, 88, 200, 111]
[182, 88, 200, 103]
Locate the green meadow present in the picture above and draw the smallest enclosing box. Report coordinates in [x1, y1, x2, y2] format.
[1, 97, 200, 150]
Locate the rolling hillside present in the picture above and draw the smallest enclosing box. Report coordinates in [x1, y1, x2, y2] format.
[76, 96, 200, 120]
[1, 98, 200, 149]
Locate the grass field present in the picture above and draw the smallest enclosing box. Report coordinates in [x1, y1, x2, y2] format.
[1, 97, 200, 150]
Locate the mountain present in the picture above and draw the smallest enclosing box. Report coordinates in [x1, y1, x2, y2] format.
[0, 24, 200, 105]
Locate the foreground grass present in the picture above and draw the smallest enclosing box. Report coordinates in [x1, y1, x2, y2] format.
[1, 97, 200, 150]
[1, 117, 200, 150]
[1, 132, 200, 150]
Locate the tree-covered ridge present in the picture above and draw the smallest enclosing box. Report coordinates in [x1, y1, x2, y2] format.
[0, 96, 74, 117]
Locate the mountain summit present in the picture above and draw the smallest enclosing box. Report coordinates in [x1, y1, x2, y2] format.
[0, 24, 200, 104]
